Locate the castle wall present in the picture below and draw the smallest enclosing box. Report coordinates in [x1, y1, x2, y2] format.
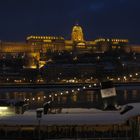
[0, 42, 31, 53]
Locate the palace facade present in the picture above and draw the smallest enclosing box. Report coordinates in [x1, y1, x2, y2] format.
[0, 24, 135, 61]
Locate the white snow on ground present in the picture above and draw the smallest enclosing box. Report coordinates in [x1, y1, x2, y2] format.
[0, 103, 139, 126]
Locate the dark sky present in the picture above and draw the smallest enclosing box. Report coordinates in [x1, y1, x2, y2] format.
[0, 0, 140, 44]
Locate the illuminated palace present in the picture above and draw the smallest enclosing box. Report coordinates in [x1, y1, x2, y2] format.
[0, 24, 139, 60]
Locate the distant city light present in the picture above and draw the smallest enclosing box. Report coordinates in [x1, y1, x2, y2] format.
[83, 86, 86, 89]
[89, 85, 92, 88]
[118, 77, 120, 80]
[94, 83, 97, 86]
[135, 73, 138, 76]
[134, 57, 136, 59]
[123, 76, 127, 80]
[77, 88, 80, 91]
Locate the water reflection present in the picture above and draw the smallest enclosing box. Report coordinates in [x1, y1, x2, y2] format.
[0, 88, 140, 109]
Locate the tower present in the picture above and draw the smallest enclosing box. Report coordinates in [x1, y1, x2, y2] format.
[71, 24, 84, 42]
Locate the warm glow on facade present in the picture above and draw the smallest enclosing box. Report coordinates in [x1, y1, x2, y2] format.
[0, 24, 134, 57]
[71, 24, 84, 42]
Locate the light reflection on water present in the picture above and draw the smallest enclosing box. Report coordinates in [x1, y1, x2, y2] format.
[0, 88, 140, 109]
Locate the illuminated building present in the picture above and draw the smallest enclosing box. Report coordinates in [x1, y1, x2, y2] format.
[0, 24, 139, 83]
[26, 36, 65, 52]
[26, 24, 95, 53]
[131, 45, 140, 53]
[26, 24, 130, 54]
[0, 24, 131, 57]
[94, 38, 130, 52]
[0, 42, 31, 53]
[71, 24, 84, 42]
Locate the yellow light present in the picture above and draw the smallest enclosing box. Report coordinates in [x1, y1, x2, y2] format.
[66, 91, 69, 94]
[44, 40, 51, 43]
[83, 86, 86, 89]
[0, 107, 8, 110]
[30, 65, 37, 69]
[94, 83, 97, 86]
[89, 85, 92, 88]
[124, 76, 126, 80]
[77, 88, 80, 91]
[135, 73, 138, 76]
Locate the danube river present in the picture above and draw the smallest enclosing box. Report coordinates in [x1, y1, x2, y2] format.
[0, 83, 140, 109]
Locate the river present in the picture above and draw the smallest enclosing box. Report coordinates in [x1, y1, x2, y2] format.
[0, 85, 140, 109]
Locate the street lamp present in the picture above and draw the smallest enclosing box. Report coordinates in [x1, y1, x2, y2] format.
[36, 108, 43, 140]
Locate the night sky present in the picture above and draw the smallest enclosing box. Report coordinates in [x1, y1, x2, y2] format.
[0, 0, 140, 44]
